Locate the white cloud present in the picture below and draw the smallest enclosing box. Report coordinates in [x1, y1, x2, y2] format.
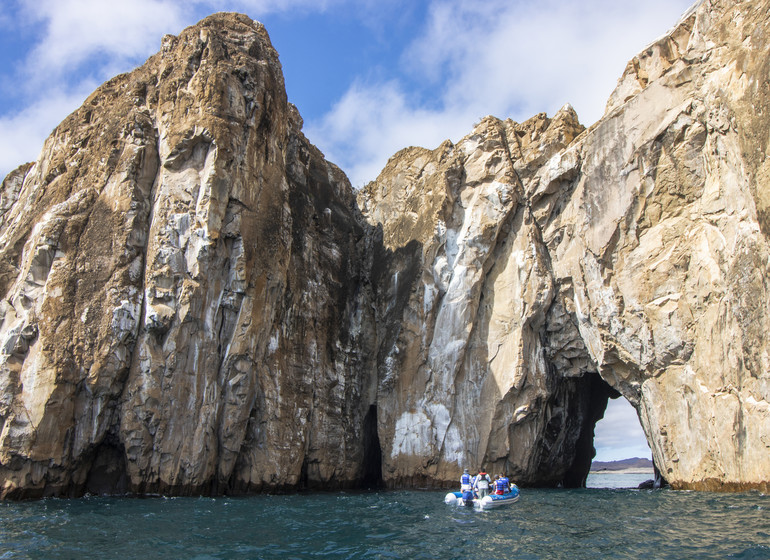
[0, 0, 188, 177]
[305, 0, 695, 187]
[0, 83, 99, 176]
[593, 397, 651, 461]
[21, 0, 185, 78]
[419, 0, 696, 123]
[305, 80, 477, 188]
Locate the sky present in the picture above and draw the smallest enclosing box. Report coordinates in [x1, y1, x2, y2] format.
[594, 398, 650, 462]
[0, 0, 693, 460]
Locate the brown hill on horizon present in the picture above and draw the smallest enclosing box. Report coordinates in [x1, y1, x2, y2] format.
[591, 458, 654, 471]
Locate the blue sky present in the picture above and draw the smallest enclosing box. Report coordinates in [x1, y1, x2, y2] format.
[0, 0, 695, 461]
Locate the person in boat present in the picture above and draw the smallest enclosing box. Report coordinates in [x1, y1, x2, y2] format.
[460, 468, 473, 493]
[473, 469, 491, 498]
[495, 473, 510, 495]
[505, 474, 517, 492]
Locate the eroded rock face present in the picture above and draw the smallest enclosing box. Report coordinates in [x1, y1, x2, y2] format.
[0, 14, 376, 498]
[358, 109, 611, 487]
[571, 0, 770, 491]
[1, 0, 769, 497]
[358, 0, 770, 492]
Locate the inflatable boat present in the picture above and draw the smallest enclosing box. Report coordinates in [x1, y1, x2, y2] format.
[443, 485, 520, 510]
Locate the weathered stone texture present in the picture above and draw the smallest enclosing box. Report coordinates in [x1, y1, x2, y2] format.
[557, 0, 770, 491]
[359, 0, 770, 491]
[0, 14, 374, 498]
[358, 108, 605, 487]
[1, 0, 769, 498]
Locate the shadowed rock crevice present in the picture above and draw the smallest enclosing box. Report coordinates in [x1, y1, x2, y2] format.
[361, 405, 383, 488]
[85, 437, 129, 496]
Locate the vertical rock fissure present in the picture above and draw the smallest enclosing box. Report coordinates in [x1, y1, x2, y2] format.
[361, 404, 382, 488]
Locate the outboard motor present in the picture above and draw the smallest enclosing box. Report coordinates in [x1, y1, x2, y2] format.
[462, 490, 474, 506]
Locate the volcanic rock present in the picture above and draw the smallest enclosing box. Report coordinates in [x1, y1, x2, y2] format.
[0, 0, 769, 497]
[0, 14, 375, 498]
[359, 0, 770, 492]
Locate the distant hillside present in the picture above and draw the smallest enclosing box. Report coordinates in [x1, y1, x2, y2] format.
[591, 458, 654, 471]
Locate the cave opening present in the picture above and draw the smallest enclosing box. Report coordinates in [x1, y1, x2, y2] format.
[593, 397, 651, 464]
[591, 394, 665, 489]
[85, 437, 128, 496]
[561, 372, 621, 488]
[561, 371, 663, 490]
[361, 404, 383, 488]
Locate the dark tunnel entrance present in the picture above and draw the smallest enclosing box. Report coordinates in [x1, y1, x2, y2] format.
[561, 372, 661, 489]
[561, 372, 621, 488]
[361, 404, 383, 488]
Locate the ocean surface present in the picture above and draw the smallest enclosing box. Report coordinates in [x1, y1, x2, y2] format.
[1, 483, 768, 559]
[586, 471, 656, 489]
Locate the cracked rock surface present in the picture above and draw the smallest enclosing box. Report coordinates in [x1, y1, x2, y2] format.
[0, 14, 375, 498]
[362, 0, 770, 492]
[0, 0, 769, 497]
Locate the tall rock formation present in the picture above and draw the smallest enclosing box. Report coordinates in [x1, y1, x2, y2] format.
[584, 0, 770, 491]
[359, 0, 770, 491]
[358, 109, 613, 487]
[0, 14, 376, 498]
[0, 0, 768, 497]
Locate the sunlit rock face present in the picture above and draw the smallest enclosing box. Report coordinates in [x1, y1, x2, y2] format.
[582, 0, 770, 491]
[0, 14, 377, 498]
[357, 111, 611, 487]
[1, 0, 769, 498]
[361, 0, 770, 491]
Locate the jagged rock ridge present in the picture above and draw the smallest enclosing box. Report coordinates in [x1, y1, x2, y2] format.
[0, 0, 768, 498]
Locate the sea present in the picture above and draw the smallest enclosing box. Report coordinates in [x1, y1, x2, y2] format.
[1, 475, 768, 560]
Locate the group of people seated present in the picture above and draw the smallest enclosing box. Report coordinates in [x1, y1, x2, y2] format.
[460, 468, 514, 498]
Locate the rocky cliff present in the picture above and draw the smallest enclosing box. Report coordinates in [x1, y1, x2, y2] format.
[0, 14, 377, 498]
[358, 109, 615, 488]
[359, 0, 770, 492]
[0, 0, 768, 498]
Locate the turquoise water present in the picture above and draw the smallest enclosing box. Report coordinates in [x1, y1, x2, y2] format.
[1, 489, 768, 559]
